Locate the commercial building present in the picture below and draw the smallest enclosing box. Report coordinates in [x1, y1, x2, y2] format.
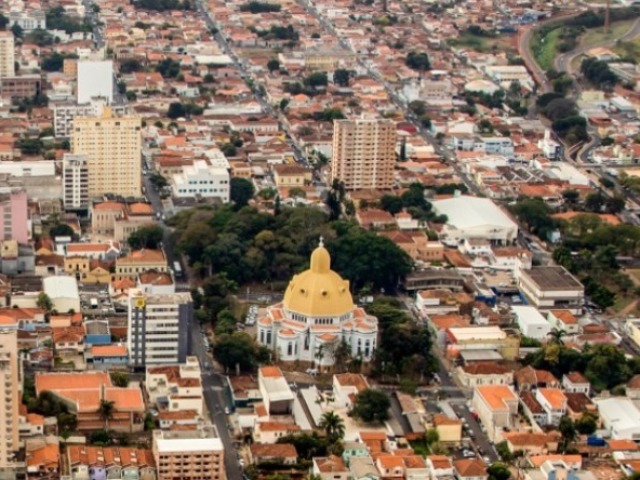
[71, 107, 142, 198]
[62, 154, 89, 211]
[445, 326, 520, 361]
[172, 159, 230, 202]
[153, 427, 225, 480]
[0, 161, 54, 177]
[432, 196, 518, 246]
[77, 60, 114, 104]
[512, 305, 552, 340]
[258, 366, 295, 415]
[595, 397, 640, 440]
[127, 288, 193, 367]
[0, 316, 19, 473]
[146, 356, 204, 415]
[42, 276, 81, 313]
[331, 118, 396, 191]
[54, 98, 127, 137]
[0, 75, 41, 100]
[0, 32, 15, 78]
[471, 385, 518, 441]
[257, 241, 378, 366]
[116, 249, 167, 280]
[518, 266, 584, 314]
[0, 188, 28, 244]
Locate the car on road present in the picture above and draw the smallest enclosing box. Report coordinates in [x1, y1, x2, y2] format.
[224, 407, 230, 415]
[306, 368, 319, 376]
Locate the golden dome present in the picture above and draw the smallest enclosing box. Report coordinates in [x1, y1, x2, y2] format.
[283, 242, 354, 317]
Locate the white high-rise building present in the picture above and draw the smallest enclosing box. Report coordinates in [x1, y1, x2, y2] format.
[0, 318, 19, 474]
[127, 288, 193, 368]
[0, 32, 15, 79]
[77, 60, 113, 104]
[62, 154, 89, 210]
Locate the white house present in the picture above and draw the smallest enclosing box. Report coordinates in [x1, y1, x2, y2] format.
[512, 305, 552, 340]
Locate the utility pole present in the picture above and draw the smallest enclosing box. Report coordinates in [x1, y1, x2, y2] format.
[605, 0, 611, 34]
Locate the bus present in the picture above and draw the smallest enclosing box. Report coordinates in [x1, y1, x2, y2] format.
[173, 261, 183, 279]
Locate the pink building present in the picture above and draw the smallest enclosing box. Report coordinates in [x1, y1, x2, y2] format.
[0, 189, 28, 244]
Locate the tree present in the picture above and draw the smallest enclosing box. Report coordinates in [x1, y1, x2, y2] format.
[98, 399, 115, 425]
[562, 189, 580, 205]
[110, 371, 130, 388]
[127, 225, 164, 249]
[547, 328, 566, 345]
[90, 429, 112, 445]
[49, 223, 74, 238]
[319, 411, 345, 443]
[0, 14, 8, 29]
[120, 58, 143, 73]
[380, 195, 403, 215]
[575, 413, 597, 435]
[277, 433, 327, 460]
[149, 173, 168, 189]
[144, 412, 156, 431]
[230, 178, 255, 208]
[213, 332, 262, 372]
[351, 388, 390, 423]
[333, 68, 351, 87]
[487, 463, 511, 480]
[558, 416, 577, 453]
[405, 51, 430, 71]
[289, 187, 306, 199]
[10, 23, 23, 38]
[425, 428, 439, 446]
[36, 292, 53, 312]
[408, 100, 427, 116]
[304, 71, 328, 88]
[585, 192, 605, 212]
[267, 58, 280, 72]
[477, 118, 494, 134]
[167, 102, 187, 119]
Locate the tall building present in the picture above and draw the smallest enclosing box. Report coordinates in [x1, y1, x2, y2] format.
[77, 60, 114, 104]
[0, 317, 19, 473]
[331, 118, 396, 191]
[0, 32, 15, 78]
[71, 107, 142, 197]
[0, 188, 28, 244]
[127, 288, 192, 367]
[62, 154, 89, 211]
[153, 427, 225, 480]
[257, 240, 378, 367]
[54, 98, 128, 137]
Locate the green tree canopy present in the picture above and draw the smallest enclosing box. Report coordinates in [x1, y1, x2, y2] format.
[351, 389, 390, 423]
[230, 178, 255, 209]
[128, 225, 164, 250]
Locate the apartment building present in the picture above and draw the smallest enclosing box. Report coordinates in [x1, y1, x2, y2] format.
[62, 154, 89, 211]
[71, 107, 142, 198]
[172, 159, 230, 202]
[0, 75, 40, 100]
[0, 188, 28, 244]
[331, 118, 396, 191]
[0, 32, 15, 78]
[518, 266, 584, 314]
[77, 60, 114, 104]
[146, 356, 204, 415]
[471, 385, 518, 441]
[127, 288, 193, 367]
[0, 318, 19, 474]
[54, 98, 127, 137]
[8, 10, 46, 31]
[153, 427, 225, 480]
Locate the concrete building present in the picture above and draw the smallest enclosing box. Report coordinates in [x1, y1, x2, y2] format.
[62, 154, 89, 211]
[258, 366, 295, 415]
[331, 118, 396, 191]
[172, 159, 230, 202]
[146, 356, 204, 415]
[53, 98, 127, 137]
[8, 10, 46, 31]
[0, 161, 54, 177]
[153, 427, 225, 480]
[0, 317, 19, 474]
[257, 241, 378, 366]
[0, 32, 15, 78]
[127, 288, 192, 367]
[445, 326, 520, 361]
[0, 75, 41, 101]
[595, 397, 640, 440]
[116, 249, 167, 280]
[472, 385, 518, 441]
[534, 388, 567, 426]
[512, 305, 552, 340]
[71, 107, 142, 198]
[433, 196, 518, 246]
[77, 60, 114, 104]
[0, 188, 28, 244]
[42, 276, 81, 313]
[518, 267, 584, 315]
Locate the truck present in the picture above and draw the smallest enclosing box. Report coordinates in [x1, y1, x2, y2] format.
[173, 261, 183, 279]
[587, 436, 606, 447]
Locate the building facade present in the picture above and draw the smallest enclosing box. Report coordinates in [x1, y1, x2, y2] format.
[0, 320, 19, 474]
[71, 107, 142, 198]
[331, 118, 396, 191]
[257, 241, 378, 366]
[127, 288, 192, 367]
[77, 60, 114, 104]
[172, 159, 230, 202]
[153, 427, 225, 480]
[8, 10, 46, 31]
[0, 32, 14, 79]
[62, 154, 89, 211]
[53, 98, 127, 137]
[0, 188, 28, 244]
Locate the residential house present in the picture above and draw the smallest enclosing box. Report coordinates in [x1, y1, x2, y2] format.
[115, 249, 168, 280]
[65, 446, 156, 480]
[455, 362, 514, 388]
[349, 456, 380, 480]
[272, 164, 312, 187]
[432, 415, 462, 444]
[534, 388, 567, 426]
[333, 373, 369, 409]
[90, 345, 129, 369]
[547, 310, 580, 335]
[426, 456, 454, 480]
[514, 367, 559, 392]
[26, 443, 60, 479]
[146, 357, 204, 415]
[342, 441, 370, 466]
[249, 443, 298, 465]
[453, 459, 488, 480]
[253, 421, 301, 444]
[562, 372, 590, 396]
[313, 456, 350, 480]
[356, 209, 396, 230]
[502, 432, 558, 456]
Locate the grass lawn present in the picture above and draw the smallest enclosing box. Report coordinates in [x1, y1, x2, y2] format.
[615, 37, 640, 63]
[533, 27, 562, 71]
[579, 19, 636, 49]
[612, 295, 634, 313]
[628, 269, 640, 284]
[449, 32, 516, 54]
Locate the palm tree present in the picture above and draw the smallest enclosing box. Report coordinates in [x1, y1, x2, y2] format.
[548, 328, 567, 345]
[98, 399, 115, 427]
[314, 344, 325, 370]
[319, 411, 345, 443]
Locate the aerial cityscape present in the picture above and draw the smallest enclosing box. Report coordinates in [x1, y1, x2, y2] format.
[2, 0, 640, 478]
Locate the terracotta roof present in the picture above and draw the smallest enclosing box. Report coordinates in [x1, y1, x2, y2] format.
[258, 422, 301, 432]
[315, 455, 347, 473]
[127, 202, 154, 215]
[476, 385, 517, 411]
[514, 366, 558, 387]
[334, 373, 369, 392]
[564, 371, 588, 384]
[118, 249, 166, 264]
[564, 392, 593, 412]
[608, 439, 639, 451]
[35, 372, 112, 395]
[551, 309, 578, 325]
[377, 454, 405, 469]
[628, 374, 640, 389]
[92, 201, 125, 211]
[503, 431, 553, 447]
[461, 362, 511, 376]
[139, 271, 173, 285]
[259, 366, 284, 378]
[433, 414, 461, 426]
[428, 455, 452, 469]
[146, 365, 201, 388]
[67, 446, 155, 468]
[91, 345, 127, 357]
[528, 455, 581, 468]
[453, 459, 486, 477]
[521, 391, 544, 414]
[250, 443, 297, 458]
[27, 444, 59, 469]
[537, 388, 567, 409]
[157, 410, 199, 420]
[104, 388, 144, 411]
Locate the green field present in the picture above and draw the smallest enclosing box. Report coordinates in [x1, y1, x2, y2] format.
[449, 32, 516, 54]
[580, 19, 636, 48]
[532, 27, 562, 71]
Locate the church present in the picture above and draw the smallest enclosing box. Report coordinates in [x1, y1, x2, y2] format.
[257, 240, 378, 367]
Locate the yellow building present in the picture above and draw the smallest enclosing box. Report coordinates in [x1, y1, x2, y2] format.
[71, 107, 142, 198]
[116, 249, 168, 279]
[65, 256, 112, 284]
[0, 32, 15, 78]
[63, 58, 78, 77]
[272, 164, 312, 187]
[331, 118, 396, 191]
[303, 50, 355, 70]
[626, 318, 640, 349]
[0, 319, 19, 470]
[432, 414, 462, 444]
